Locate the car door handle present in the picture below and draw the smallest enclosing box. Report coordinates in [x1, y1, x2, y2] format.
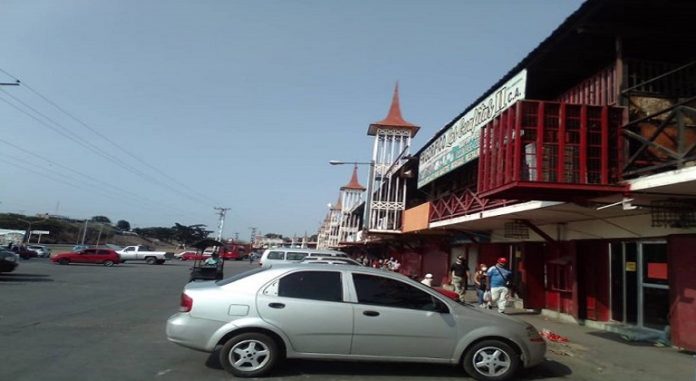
[363, 310, 380, 317]
[268, 303, 285, 309]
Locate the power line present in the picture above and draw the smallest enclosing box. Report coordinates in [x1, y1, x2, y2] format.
[17, 80, 220, 206]
[0, 90, 213, 208]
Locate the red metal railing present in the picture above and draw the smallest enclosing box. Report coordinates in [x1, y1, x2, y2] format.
[429, 187, 513, 223]
[478, 100, 626, 200]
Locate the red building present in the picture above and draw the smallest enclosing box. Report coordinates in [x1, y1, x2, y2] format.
[322, 0, 696, 351]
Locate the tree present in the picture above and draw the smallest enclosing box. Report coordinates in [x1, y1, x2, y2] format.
[172, 223, 212, 247]
[264, 233, 284, 239]
[91, 216, 111, 224]
[116, 220, 131, 231]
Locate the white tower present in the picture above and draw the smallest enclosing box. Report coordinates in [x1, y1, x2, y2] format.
[366, 83, 419, 232]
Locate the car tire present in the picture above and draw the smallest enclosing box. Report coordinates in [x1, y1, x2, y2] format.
[220, 332, 279, 378]
[462, 339, 520, 381]
[58, 258, 69, 265]
[145, 257, 156, 265]
[103, 260, 114, 267]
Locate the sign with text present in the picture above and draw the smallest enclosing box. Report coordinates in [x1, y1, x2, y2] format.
[418, 70, 527, 188]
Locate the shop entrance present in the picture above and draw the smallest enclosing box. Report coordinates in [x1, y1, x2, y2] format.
[610, 242, 669, 330]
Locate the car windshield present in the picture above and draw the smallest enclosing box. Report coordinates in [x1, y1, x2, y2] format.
[215, 267, 267, 286]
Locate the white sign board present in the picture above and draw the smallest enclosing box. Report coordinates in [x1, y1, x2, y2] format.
[418, 70, 527, 188]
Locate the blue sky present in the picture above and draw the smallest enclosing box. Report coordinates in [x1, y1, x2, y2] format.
[0, 0, 584, 238]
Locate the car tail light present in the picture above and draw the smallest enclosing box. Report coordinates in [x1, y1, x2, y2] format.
[179, 293, 193, 312]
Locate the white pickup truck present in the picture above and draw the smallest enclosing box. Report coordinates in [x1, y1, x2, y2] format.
[117, 245, 172, 265]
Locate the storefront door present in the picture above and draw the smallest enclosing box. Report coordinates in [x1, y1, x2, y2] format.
[610, 241, 669, 330]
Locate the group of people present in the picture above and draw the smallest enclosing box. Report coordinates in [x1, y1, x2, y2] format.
[449, 255, 513, 313]
[355, 255, 401, 271]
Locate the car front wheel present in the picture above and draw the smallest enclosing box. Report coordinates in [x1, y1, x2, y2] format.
[220, 332, 279, 377]
[58, 258, 69, 265]
[463, 339, 520, 381]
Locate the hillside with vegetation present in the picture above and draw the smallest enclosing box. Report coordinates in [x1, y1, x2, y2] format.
[0, 213, 212, 250]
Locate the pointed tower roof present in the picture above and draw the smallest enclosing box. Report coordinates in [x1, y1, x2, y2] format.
[340, 165, 366, 191]
[331, 192, 342, 211]
[368, 82, 420, 136]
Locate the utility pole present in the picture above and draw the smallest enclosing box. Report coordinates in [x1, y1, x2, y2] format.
[214, 207, 230, 242]
[249, 227, 257, 246]
[81, 219, 88, 245]
[234, 232, 239, 241]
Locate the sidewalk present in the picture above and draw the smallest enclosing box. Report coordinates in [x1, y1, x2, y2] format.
[504, 308, 696, 381]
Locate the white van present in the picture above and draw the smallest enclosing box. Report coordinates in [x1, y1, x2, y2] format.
[259, 248, 347, 267]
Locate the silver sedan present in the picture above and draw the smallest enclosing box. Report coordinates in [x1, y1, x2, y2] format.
[166, 264, 546, 381]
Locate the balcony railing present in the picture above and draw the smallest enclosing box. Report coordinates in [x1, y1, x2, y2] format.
[478, 100, 627, 200]
[430, 188, 513, 223]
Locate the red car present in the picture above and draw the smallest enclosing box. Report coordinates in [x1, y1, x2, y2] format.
[179, 252, 211, 261]
[51, 248, 121, 267]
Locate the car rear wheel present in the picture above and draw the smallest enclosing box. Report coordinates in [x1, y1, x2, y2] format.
[145, 257, 156, 265]
[103, 260, 114, 267]
[463, 339, 520, 381]
[58, 258, 69, 265]
[220, 332, 278, 377]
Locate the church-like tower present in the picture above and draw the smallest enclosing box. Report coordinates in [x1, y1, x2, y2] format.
[366, 83, 419, 232]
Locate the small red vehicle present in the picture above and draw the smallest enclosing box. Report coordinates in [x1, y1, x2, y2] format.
[218, 243, 250, 261]
[51, 248, 121, 267]
[179, 251, 211, 261]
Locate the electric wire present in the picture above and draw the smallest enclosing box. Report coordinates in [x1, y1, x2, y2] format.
[0, 153, 204, 220]
[0, 137, 205, 219]
[0, 90, 214, 208]
[0, 67, 220, 206]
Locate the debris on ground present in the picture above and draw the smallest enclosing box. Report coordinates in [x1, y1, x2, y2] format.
[540, 328, 569, 343]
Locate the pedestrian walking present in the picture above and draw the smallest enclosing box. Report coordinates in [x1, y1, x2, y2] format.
[473, 263, 489, 307]
[450, 255, 469, 302]
[486, 257, 512, 313]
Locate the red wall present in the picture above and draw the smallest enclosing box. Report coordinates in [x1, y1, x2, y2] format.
[668, 235, 696, 351]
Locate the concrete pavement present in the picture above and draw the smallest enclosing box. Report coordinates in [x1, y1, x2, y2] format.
[509, 310, 695, 381]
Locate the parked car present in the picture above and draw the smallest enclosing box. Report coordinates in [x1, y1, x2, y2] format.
[117, 245, 171, 264]
[0, 248, 19, 273]
[50, 248, 120, 267]
[27, 245, 51, 258]
[11, 245, 38, 259]
[175, 251, 196, 259]
[300, 256, 363, 266]
[259, 248, 347, 267]
[166, 264, 546, 381]
[179, 251, 211, 261]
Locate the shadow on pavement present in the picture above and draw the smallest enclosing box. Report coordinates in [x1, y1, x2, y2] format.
[0, 273, 54, 282]
[587, 330, 663, 347]
[205, 349, 572, 379]
[518, 359, 572, 379]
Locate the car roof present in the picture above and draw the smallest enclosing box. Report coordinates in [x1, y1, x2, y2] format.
[266, 262, 405, 277]
[264, 248, 344, 254]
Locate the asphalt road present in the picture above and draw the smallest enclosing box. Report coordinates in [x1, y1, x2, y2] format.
[1, 258, 582, 381]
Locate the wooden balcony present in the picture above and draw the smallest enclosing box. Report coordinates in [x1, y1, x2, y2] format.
[478, 100, 627, 201]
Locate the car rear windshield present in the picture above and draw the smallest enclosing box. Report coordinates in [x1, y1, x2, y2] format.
[216, 267, 267, 286]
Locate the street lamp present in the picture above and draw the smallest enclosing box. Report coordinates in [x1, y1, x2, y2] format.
[328, 160, 375, 232]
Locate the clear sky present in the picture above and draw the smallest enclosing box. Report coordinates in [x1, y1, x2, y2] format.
[0, 0, 584, 239]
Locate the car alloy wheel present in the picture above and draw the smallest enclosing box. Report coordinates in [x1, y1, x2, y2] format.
[145, 257, 156, 265]
[220, 332, 278, 377]
[103, 260, 114, 267]
[463, 340, 519, 381]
